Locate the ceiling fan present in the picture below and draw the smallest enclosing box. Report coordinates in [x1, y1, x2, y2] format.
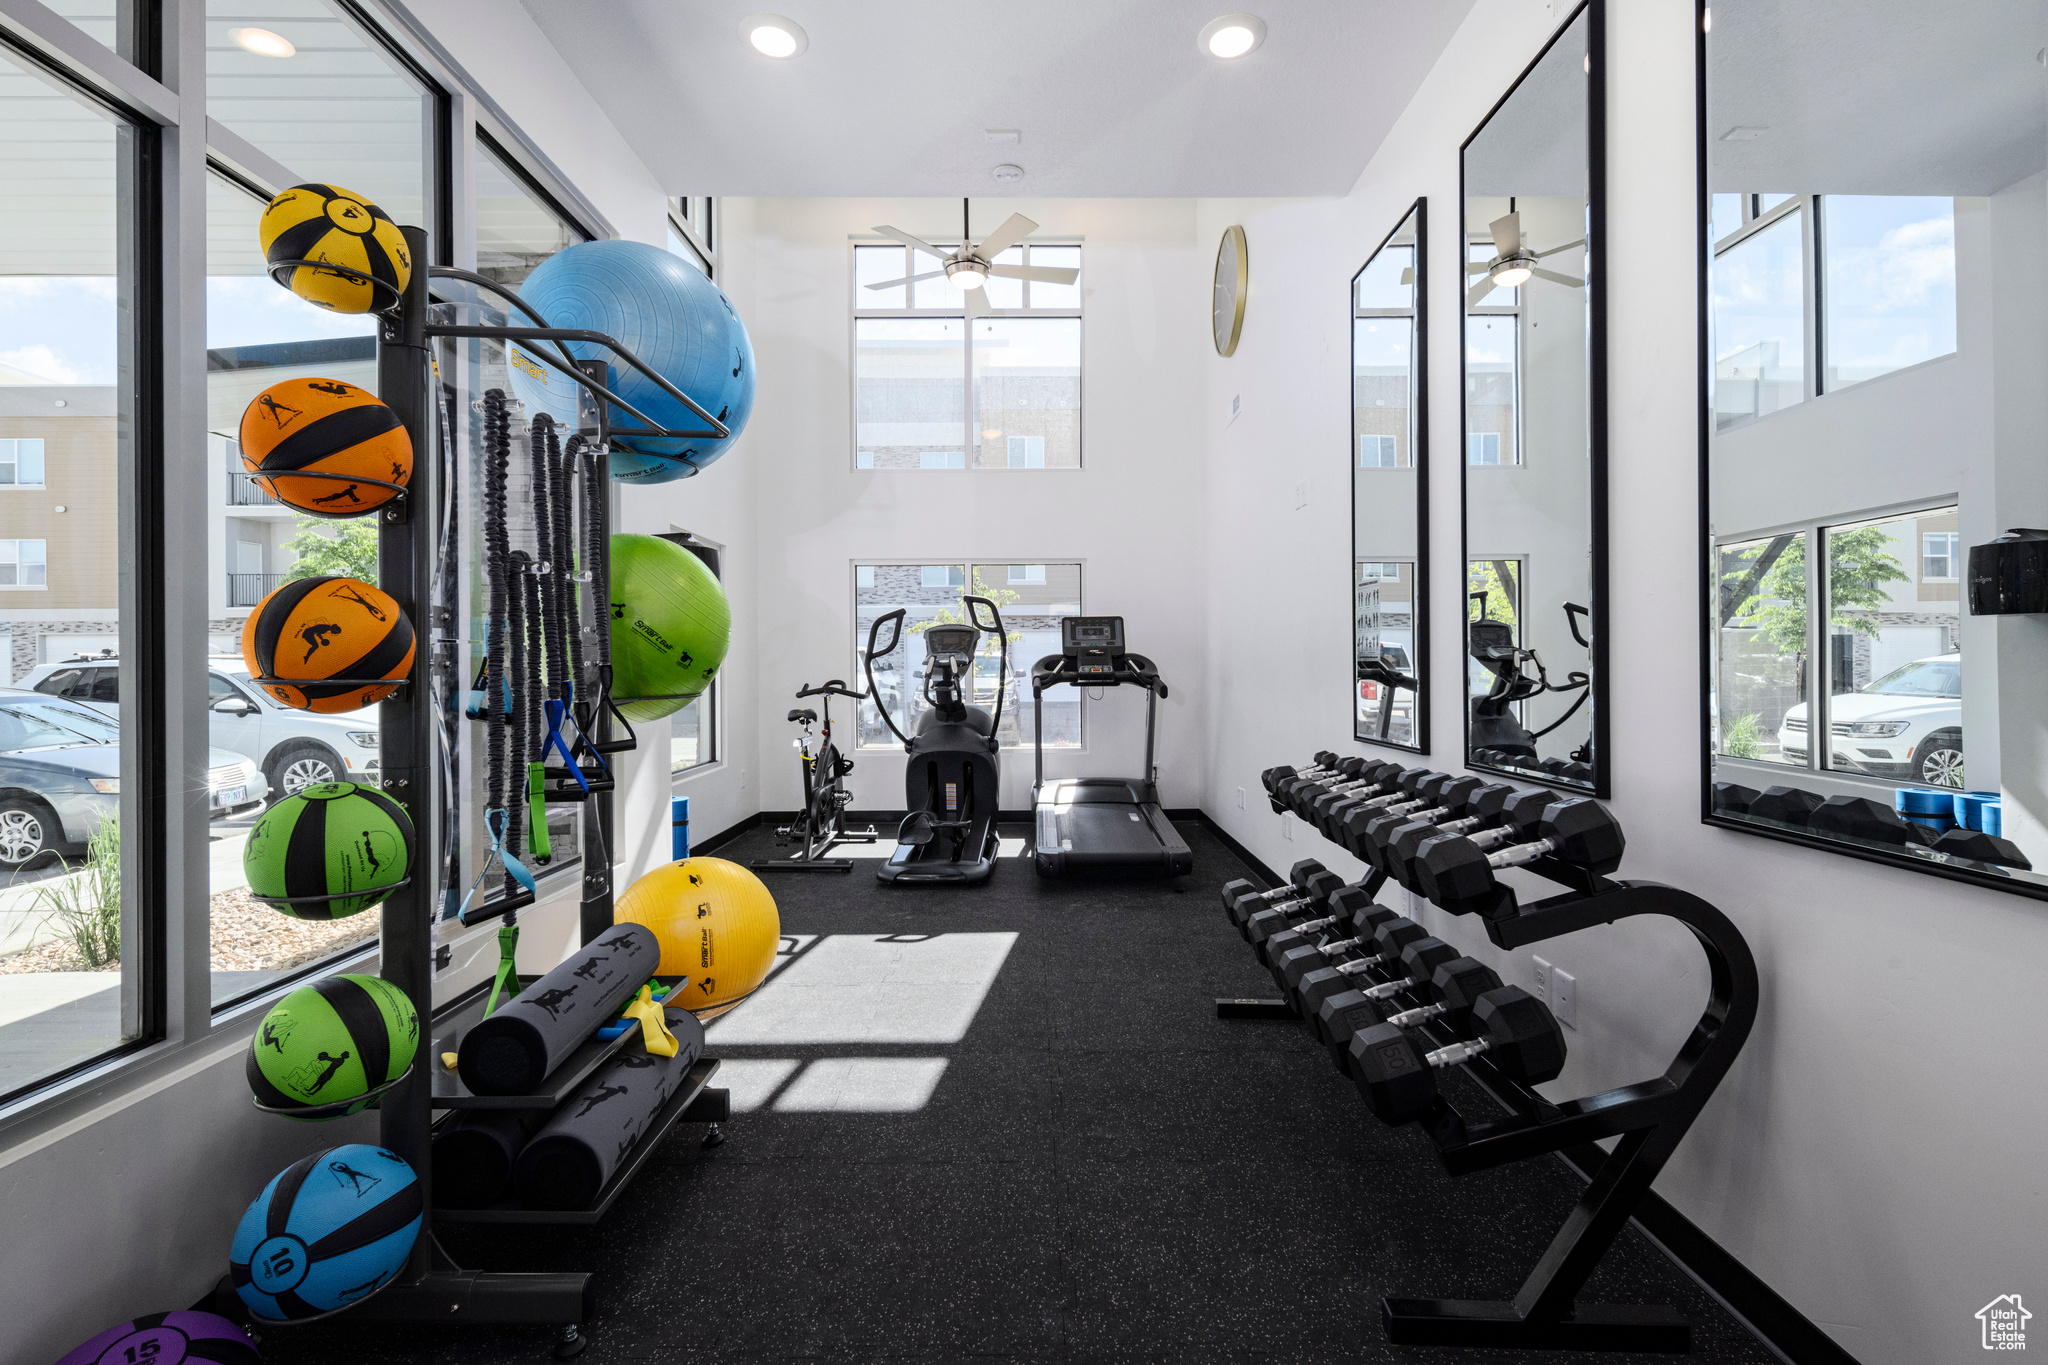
[1467, 211, 1583, 307]
[867, 198, 1079, 318]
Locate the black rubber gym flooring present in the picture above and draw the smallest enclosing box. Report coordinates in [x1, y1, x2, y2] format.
[265, 820, 1778, 1365]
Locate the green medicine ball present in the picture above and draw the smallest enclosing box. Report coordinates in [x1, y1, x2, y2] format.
[247, 973, 418, 1116]
[609, 533, 731, 723]
[244, 781, 414, 920]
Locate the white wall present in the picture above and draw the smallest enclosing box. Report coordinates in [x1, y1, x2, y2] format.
[722, 197, 1211, 814]
[1196, 3, 2048, 1363]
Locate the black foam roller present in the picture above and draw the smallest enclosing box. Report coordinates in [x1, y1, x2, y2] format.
[431, 1108, 539, 1209]
[512, 1009, 707, 1211]
[458, 923, 661, 1095]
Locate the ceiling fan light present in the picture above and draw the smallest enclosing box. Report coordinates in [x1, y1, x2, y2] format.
[946, 261, 987, 291]
[1491, 263, 1533, 288]
[1199, 14, 1267, 59]
[742, 14, 807, 58]
[230, 26, 295, 57]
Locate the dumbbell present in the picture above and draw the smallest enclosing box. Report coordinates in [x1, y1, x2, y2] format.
[1314, 953, 1508, 1067]
[1264, 901, 1408, 998]
[1414, 798, 1626, 916]
[1301, 760, 1410, 825]
[1275, 756, 1373, 807]
[1288, 915, 1436, 1038]
[1341, 774, 1482, 852]
[1261, 752, 1344, 794]
[1710, 781, 1760, 816]
[1351, 778, 1508, 880]
[1369, 786, 1555, 892]
[1807, 795, 1924, 849]
[1223, 867, 1347, 934]
[1932, 826, 2032, 870]
[1218, 859, 1328, 924]
[1332, 769, 1453, 852]
[1242, 882, 1378, 952]
[1536, 756, 1597, 783]
[1746, 785, 1822, 826]
[1349, 986, 1567, 1124]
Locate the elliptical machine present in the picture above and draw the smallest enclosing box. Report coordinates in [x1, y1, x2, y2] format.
[863, 596, 1009, 885]
[752, 679, 879, 873]
[1469, 590, 1594, 779]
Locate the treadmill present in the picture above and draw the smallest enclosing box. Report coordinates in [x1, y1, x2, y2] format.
[1030, 616, 1194, 877]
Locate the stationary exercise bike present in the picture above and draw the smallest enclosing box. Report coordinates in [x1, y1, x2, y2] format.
[864, 596, 1009, 885]
[1469, 591, 1593, 776]
[752, 680, 880, 872]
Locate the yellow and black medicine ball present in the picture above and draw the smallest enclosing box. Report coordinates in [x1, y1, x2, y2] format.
[259, 182, 412, 314]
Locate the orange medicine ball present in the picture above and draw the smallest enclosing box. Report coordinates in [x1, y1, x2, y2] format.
[238, 377, 412, 519]
[241, 576, 415, 713]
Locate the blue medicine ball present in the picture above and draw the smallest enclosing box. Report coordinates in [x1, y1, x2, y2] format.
[228, 1143, 422, 1321]
[519, 239, 755, 483]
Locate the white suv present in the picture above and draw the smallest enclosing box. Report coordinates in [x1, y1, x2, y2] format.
[1777, 652, 1963, 787]
[18, 653, 382, 799]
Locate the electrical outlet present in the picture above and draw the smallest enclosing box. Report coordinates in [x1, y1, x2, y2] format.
[1280, 813, 1293, 840]
[1236, 786, 1245, 809]
[1531, 956, 1552, 1005]
[1552, 968, 1577, 1029]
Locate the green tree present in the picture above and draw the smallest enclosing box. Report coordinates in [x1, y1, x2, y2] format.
[910, 567, 1025, 648]
[1467, 560, 1517, 626]
[1727, 529, 1908, 657]
[279, 514, 378, 583]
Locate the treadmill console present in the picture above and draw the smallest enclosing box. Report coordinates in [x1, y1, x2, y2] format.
[1061, 616, 1126, 678]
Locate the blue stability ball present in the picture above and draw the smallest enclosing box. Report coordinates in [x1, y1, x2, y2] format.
[519, 240, 755, 483]
[228, 1143, 423, 1320]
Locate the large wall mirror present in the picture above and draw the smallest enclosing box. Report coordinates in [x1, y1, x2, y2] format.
[1460, 1, 1606, 793]
[1352, 199, 1427, 751]
[1703, 2, 2048, 896]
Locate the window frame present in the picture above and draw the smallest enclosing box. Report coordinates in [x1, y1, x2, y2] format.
[849, 558, 1086, 751]
[849, 237, 1084, 472]
[662, 530, 723, 781]
[1463, 242, 1523, 466]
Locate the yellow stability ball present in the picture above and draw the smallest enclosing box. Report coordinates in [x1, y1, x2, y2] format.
[615, 857, 779, 1019]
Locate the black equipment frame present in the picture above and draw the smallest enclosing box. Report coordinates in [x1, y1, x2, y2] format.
[213, 228, 730, 1356]
[1457, 0, 1610, 799]
[754, 679, 880, 872]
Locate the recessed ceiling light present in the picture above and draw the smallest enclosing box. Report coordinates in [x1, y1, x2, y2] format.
[230, 26, 295, 58]
[741, 14, 807, 58]
[1199, 14, 1266, 59]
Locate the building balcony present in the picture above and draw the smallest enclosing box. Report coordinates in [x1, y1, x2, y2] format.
[227, 573, 284, 608]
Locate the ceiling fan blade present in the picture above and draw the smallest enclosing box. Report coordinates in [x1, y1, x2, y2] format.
[1534, 238, 1586, 259]
[985, 264, 1079, 284]
[1465, 261, 1494, 275]
[864, 270, 947, 290]
[1489, 211, 1521, 258]
[872, 225, 949, 257]
[964, 286, 993, 319]
[1530, 267, 1584, 288]
[1468, 277, 1501, 309]
[972, 212, 1038, 259]
[1399, 267, 1415, 285]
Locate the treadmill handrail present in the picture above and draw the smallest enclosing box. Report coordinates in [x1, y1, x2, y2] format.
[1030, 651, 1167, 697]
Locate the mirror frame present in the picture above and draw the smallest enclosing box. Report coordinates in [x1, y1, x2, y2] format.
[1350, 197, 1429, 754]
[1457, 0, 1610, 798]
[1690, 2, 2048, 904]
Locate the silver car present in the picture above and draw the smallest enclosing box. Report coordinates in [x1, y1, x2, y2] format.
[0, 689, 266, 869]
[18, 653, 381, 799]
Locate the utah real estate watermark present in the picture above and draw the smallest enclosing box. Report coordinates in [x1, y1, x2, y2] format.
[1978, 1295, 2031, 1351]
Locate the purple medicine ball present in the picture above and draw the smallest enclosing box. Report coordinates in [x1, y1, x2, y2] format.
[53, 1311, 259, 1365]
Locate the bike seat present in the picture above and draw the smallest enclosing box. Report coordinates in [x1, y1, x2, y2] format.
[788, 708, 817, 724]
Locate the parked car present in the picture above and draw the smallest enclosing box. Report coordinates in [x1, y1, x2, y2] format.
[0, 689, 266, 869]
[18, 653, 380, 799]
[1778, 652, 1963, 787]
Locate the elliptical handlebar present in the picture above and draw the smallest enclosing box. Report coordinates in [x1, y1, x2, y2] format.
[964, 595, 1008, 747]
[863, 609, 912, 749]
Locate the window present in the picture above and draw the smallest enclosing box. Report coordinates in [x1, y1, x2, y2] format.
[854, 240, 1082, 470]
[476, 137, 586, 288]
[855, 563, 1082, 749]
[1822, 196, 1956, 391]
[1922, 531, 1960, 582]
[1465, 310, 1518, 465]
[1358, 435, 1398, 468]
[1711, 209, 1806, 429]
[0, 540, 50, 587]
[1712, 532, 1809, 767]
[1359, 562, 1401, 582]
[666, 534, 721, 776]
[0, 39, 144, 1101]
[0, 440, 47, 487]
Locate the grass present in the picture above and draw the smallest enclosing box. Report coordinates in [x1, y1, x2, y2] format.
[1720, 712, 1765, 760]
[33, 814, 121, 970]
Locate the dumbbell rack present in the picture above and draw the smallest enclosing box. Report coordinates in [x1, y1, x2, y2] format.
[281, 227, 730, 1356]
[1234, 768, 1758, 1353]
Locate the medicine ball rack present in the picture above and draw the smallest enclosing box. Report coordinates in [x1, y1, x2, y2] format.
[1230, 771, 1758, 1354]
[239, 226, 732, 1356]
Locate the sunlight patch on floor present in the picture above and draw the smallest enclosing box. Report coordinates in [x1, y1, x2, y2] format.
[772, 1057, 950, 1113]
[706, 932, 1018, 1046]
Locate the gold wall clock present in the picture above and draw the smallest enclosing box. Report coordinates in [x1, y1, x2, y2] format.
[1213, 224, 1247, 356]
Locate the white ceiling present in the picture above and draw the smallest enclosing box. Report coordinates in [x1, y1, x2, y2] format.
[1708, 0, 2047, 196]
[516, 0, 1478, 198]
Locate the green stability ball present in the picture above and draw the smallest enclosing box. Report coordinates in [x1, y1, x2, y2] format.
[247, 973, 418, 1116]
[609, 533, 731, 723]
[244, 781, 415, 920]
